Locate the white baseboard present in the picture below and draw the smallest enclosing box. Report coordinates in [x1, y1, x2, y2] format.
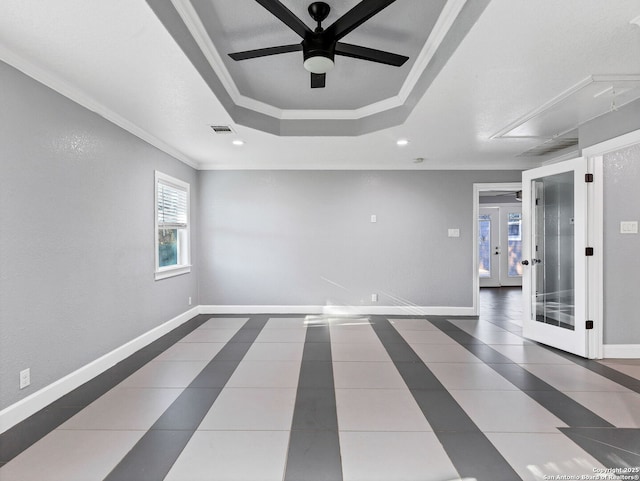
[603, 344, 640, 358]
[199, 305, 476, 316]
[0, 307, 199, 435]
[0, 303, 475, 435]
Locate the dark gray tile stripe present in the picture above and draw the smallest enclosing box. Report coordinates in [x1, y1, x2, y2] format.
[104, 315, 269, 481]
[427, 317, 614, 428]
[284, 324, 343, 481]
[0, 313, 218, 465]
[544, 346, 640, 394]
[370, 316, 521, 481]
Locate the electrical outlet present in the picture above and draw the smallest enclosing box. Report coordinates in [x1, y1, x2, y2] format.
[371, 293, 378, 302]
[19, 368, 30, 390]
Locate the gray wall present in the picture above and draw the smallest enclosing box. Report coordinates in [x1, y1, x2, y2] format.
[0, 61, 198, 410]
[197, 170, 520, 309]
[602, 144, 640, 344]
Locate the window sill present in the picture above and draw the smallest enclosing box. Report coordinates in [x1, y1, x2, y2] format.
[155, 265, 191, 281]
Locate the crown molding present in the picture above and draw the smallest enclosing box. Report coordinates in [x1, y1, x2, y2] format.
[0, 46, 198, 169]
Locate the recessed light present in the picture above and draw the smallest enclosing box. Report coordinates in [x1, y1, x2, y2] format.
[396, 139, 409, 146]
[232, 139, 245, 146]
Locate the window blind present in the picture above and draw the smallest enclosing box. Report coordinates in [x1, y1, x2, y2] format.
[157, 180, 188, 228]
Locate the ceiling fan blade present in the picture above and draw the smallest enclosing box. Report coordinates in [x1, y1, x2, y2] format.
[324, 0, 396, 41]
[229, 43, 302, 61]
[311, 73, 326, 88]
[335, 42, 408, 66]
[255, 0, 312, 38]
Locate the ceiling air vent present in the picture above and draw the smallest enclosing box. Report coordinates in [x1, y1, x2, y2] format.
[517, 137, 578, 157]
[210, 125, 234, 134]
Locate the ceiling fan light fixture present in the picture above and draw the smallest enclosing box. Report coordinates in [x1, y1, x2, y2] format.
[303, 55, 334, 74]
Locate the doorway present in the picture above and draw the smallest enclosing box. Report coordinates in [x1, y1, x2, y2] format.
[472, 182, 522, 315]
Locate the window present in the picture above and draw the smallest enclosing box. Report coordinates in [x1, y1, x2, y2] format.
[155, 171, 190, 280]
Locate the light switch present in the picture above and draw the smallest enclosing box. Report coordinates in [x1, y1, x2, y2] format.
[620, 221, 638, 234]
[448, 228, 460, 238]
[370, 214, 377, 223]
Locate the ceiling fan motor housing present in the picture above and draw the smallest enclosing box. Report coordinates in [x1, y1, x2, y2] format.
[303, 33, 336, 63]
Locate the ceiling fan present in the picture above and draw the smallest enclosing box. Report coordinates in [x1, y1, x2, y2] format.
[228, 0, 409, 88]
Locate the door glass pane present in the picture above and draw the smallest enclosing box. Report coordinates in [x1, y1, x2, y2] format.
[478, 214, 491, 278]
[532, 171, 575, 330]
[507, 212, 522, 277]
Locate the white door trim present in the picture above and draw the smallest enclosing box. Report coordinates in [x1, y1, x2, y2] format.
[472, 182, 522, 315]
[581, 127, 640, 358]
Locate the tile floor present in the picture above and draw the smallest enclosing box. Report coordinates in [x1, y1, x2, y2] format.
[1, 287, 640, 481]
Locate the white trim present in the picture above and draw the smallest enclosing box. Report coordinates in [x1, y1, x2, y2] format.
[0, 46, 198, 169]
[492, 75, 640, 140]
[199, 305, 475, 316]
[472, 182, 523, 315]
[587, 156, 604, 359]
[155, 171, 191, 280]
[0, 307, 199, 435]
[603, 344, 640, 358]
[172, 0, 467, 121]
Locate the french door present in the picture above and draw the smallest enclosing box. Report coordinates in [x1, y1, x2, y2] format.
[479, 206, 523, 287]
[522, 157, 591, 357]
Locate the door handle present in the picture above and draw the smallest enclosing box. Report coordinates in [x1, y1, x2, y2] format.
[521, 260, 529, 266]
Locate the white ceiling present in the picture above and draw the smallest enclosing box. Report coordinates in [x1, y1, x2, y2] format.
[1, 0, 640, 170]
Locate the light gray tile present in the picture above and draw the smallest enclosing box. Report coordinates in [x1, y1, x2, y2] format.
[388, 318, 439, 331]
[339, 431, 458, 481]
[411, 344, 483, 363]
[522, 363, 633, 392]
[448, 319, 508, 333]
[264, 317, 307, 329]
[154, 342, 226, 361]
[329, 328, 380, 344]
[243, 342, 304, 361]
[335, 389, 431, 432]
[165, 431, 289, 481]
[199, 388, 297, 430]
[226, 360, 302, 388]
[59, 388, 182, 430]
[0, 430, 144, 481]
[179, 328, 239, 343]
[599, 359, 640, 380]
[255, 328, 307, 343]
[490, 344, 574, 364]
[118, 361, 208, 388]
[450, 390, 567, 433]
[199, 317, 249, 329]
[330, 342, 391, 362]
[427, 362, 519, 391]
[486, 432, 609, 481]
[333, 362, 407, 389]
[397, 329, 458, 344]
[468, 330, 528, 345]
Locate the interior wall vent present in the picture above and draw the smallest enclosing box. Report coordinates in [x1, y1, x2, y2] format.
[210, 125, 234, 134]
[517, 137, 578, 157]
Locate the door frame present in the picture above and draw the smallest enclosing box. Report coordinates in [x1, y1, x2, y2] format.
[478, 206, 500, 287]
[472, 182, 522, 316]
